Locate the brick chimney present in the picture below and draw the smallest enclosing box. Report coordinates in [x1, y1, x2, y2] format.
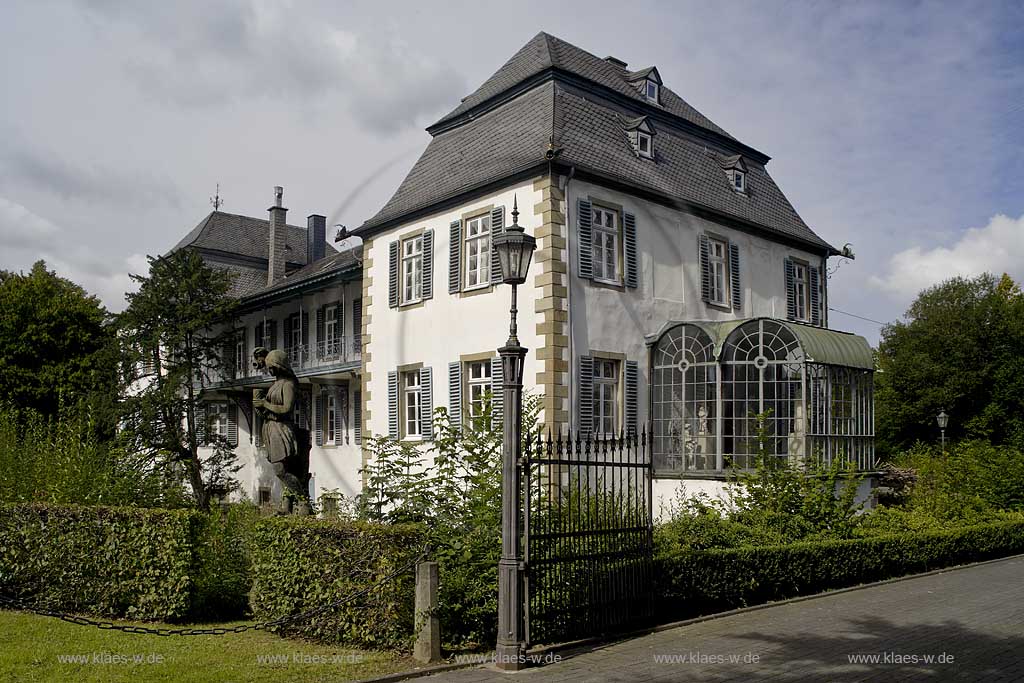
[268, 186, 287, 285]
[306, 214, 326, 264]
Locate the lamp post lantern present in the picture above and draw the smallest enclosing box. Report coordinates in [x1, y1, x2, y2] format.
[936, 409, 949, 455]
[492, 196, 535, 671]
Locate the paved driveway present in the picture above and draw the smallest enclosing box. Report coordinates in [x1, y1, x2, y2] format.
[427, 555, 1024, 682]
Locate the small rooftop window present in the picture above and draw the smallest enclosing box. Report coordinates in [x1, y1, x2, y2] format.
[644, 80, 659, 103]
[637, 131, 653, 158]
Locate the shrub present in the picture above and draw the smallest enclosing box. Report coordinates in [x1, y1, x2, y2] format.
[191, 504, 258, 621]
[656, 519, 1024, 619]
[0, 503, 200, 620]
[248, 516, 425, 649]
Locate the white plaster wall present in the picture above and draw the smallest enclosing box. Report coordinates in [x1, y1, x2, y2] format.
[364, 179, 545, 447]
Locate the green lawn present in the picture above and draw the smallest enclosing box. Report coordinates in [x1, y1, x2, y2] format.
[0, 609, 423, 683]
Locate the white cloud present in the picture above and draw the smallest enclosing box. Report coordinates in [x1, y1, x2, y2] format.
[0, 197, 60, 250]
[869, 213, 1024, 299]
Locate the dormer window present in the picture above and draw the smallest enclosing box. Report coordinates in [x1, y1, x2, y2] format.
[637, 131, 653, 158]
[733, 170, 745, 192]
[644, 80, 659, 103]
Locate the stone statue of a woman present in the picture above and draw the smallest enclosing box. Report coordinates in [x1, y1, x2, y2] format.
[252, 349, 309, 514]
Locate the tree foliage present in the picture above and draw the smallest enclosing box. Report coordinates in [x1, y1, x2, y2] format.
[875, 273, 1024, 456]
[0, 261, 115, 418]
[117, 249, 239, 510]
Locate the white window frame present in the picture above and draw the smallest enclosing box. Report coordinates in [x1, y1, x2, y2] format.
[709, 238, 729, 306]
[208, 402, 229, 440]
[644, 80, 659, 103]
[591, 206, 621, 284]
[401, 235, 424, 305]
[466, 359, 492, 421]
[637, 131, 653, 159]
[288, 313, 301, 349]
[593, 359, 619, 437]
[325, 393, 336, 446]
[464, 213, 491, 290]
[234, 332, 246, 376]
[402, 370, 421, 439]
[733, 170, 745, 193]
[793, 261, 809, 322]
[325, 305, 339, 355]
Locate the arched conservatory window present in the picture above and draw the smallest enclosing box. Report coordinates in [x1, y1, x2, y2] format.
[721, 319, 804, 469]
[652, 324, 717, 472]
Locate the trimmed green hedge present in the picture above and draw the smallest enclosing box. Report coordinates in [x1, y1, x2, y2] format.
[249, 517, 425, 649]
[0, 503, 201, 620]
[656, 520, 1024, 619]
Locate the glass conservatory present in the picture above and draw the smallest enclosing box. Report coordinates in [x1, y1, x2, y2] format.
[649, 318, 875, 475]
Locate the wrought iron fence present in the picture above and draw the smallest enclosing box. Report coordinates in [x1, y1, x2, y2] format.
[522, 427, 654, 646]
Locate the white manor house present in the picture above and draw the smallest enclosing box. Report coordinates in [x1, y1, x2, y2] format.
[174, 33, 876, 509]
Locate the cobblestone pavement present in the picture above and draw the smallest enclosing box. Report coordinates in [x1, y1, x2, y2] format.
[427, 556, 1024, 682]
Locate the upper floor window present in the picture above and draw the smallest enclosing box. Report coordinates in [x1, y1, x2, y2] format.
[464, 213, 491, 289]
[593, 359, 619, 436]
[466, 359, 492, 420]
[708, 238, 728, 306]
[208, 402, 229, 440]
[325, 393, 337, 445]
[234, 331, 246, 375]
[644, 80, 659, 103]
[592, 206, 620, 283]
[402, 235, 423, 304]
[637, 131, 653, 159]
[288, 313, 301, 350]
[402, 370, 421, 438]
[324, 304, 339, 354]
[733, 170, 745, 193]
[792, 261, 809, 322]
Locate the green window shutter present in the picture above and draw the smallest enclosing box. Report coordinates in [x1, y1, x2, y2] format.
[448, 361, 462, 432]
[578, 355, 594, 437]
[809, 266, 821, 326]
[387, 371, 399, 439]
[283, 316, 292, 351]
[624, 211, 638, 288]
[316, 306, 325, 358]
[699, 234, 711, 302]
[784, 258, 797, 320]
[625, 360, 639, 435]
[422, 229, 434, 300]
[254, 323, 262, 350]
[227, 402, 238, 447]
[729, 242, 742, 311]
[268, 321, 277, 350]
[353, 390, 362, 444]
[388, 240, 399, 308]
[352, 298, 362, 353]
[301, 310, 309, 361]
[577, 198, 593, 279]
[419, 367, 433, 440]
[490, 206, 505, 284]
[335, 386, 345, 444]
[449, 220, 462, 294]
[491, 356, 503, 429]
[335, 300, 344, 341]
[314, 393, 323, 446]
[197, 403, 208, 446]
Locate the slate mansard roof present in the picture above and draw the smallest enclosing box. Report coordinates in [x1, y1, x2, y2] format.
[359, 32, 836, 254]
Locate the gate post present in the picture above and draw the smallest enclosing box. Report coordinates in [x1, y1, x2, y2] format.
[414, 561, 440, 663]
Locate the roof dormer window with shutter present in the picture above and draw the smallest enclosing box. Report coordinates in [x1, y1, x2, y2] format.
[719, 154, 749, 195]
[624, 66, 663, 105]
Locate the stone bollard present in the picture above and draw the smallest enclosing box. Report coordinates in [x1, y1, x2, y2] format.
[414, 561, 441, 664]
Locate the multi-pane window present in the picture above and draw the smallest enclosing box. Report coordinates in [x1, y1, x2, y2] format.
[645, 80, 659, 103]
[288, 314, 301, 348]
[464, 214, 491, 289]
[792, 262, 809, 321]
[709, 238, 728, 305]
[402, 371, 421, 438]
[234, 332, 246, 376]
[325, 305, 339, 354]
[325, 394, 336, 445]
[402, 235, 423, 304]
[593, 359, 619, 436]
[591, 207, 619, 283]
[208, 403, 229, 440]
[637, 131, 652, 158]
[466, 360, 492, 420]
[733, 170, 745, 192]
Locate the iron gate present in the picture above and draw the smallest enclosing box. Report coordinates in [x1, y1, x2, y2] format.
[522, 427, 654, 646]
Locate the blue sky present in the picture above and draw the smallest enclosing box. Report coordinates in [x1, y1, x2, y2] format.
[1, 0, 1021, 344]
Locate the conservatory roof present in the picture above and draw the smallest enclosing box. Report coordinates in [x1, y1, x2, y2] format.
[649, 318, 876, 370]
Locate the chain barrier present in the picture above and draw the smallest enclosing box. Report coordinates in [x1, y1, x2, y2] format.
[0, 543, 429, 637]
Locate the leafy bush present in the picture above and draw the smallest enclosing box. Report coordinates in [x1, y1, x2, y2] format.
[191, 504, 258, 621]
[0, 403, 186, 508]
[248, 516, 425, 649]
[657, 519, 1024, 619]
[0, 503, 200, 620]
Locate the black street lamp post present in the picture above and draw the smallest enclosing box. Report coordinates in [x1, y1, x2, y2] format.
[492, 197, 536, 671]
